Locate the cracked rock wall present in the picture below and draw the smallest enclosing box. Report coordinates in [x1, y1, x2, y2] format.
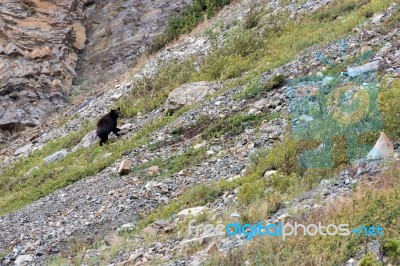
[0, 0, 87, 141]
[0, 0, 192, 144]
[76, 0, 192, 83]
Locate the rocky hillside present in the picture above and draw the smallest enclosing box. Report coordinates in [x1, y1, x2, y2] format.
[1, 0, 400, 265]
[0, 0, 192, 144]
[0, 0, 86, 140]
[76, 0, 193, 83]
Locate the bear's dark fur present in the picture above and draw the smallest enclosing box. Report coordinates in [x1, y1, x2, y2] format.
[96, 108, 122, 146]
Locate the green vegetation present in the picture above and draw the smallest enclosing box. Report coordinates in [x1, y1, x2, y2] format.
[383, 238, 400, 261]
[243, 5, 262, 29]
[218, 134, 347, 214]
[151, 0, 231, 51]
[358, 253, 382, 266]
[313, 0, 371, 22]
[137, 183, 221, 230]
[56, 183, 220, 265]
[381, 6, 400, 31]
[8, 0, 400, 264]
[0, 122, 93, 193]
[121, 0, 389, 120]
[119, 58, 196, 117]
[208, 161, 400, 265]
[195, 26, 264, 81]
[0, 109, 188, 216]
[202, 112, 280, 139]
[170, 111, 280, 143]
[379, 78, 400, 141]
[322, 48, 373, 75]
[233, 74, 285, 100]
[193, 0, 388, 83]
[47, 256, 71, 266]
[219, 137, 314, 206]
[131, 146, 207, 180]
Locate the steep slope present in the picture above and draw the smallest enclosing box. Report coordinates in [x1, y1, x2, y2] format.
[1, 0, 400, 265]
[0, 0, 86, 139]
[0, 0, 192, 145]
[76, 0, 193, 83]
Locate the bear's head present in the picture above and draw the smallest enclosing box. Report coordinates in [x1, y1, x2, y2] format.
[110, 107, 122, 119]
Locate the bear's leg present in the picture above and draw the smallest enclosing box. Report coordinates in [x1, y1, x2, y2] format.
[112, 127, 121, 136]
[99, 134, 108, 146]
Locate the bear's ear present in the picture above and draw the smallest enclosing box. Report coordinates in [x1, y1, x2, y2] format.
[117, 107, 120, 110]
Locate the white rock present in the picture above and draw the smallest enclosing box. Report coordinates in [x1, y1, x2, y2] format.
[120, 123, 132, 130]
[347, 258, 355, 264]
[72, 130, 97, 151]
[347, 60, 385, 77]
[44, 149, 68, 163]
[193, 142, 206, 150]
[102, 153, 112, 158]
[367, 132, 395, 160]
[230, 212, 240, 219]
[147, 165, 159, 175]
[14, 254, 33, 266]
[165, 81, 222, 111]
[188, 257, 203, 266]
[264, 170, 278, 178]
[206, 150, 215, 155]
[120, 223, 135, 231]
[117, 159, 132, 175]
[371, 13, 385, 23]
[13, 143, 33, 156]
[298, 114, 314, 122]
[145, 181, 163, 190]
[111, 93, 122, 100]
[322, 76, 335, 86]
[178, 206, 208, 219]
[253, 98, 269, 110]
[248, 108, 257, 115]
[227, 175, 241, 182]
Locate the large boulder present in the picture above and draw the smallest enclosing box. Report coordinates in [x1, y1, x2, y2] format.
[44, 149, 68, 164]
[72, 130, 98, 151]
[0, 0, 85, 137]
[347, 60, 385, 77]
[117, 159, 132, 175]
[178, 206, 209, 220]
[367, 132, 395, 160]
[14, 254, 34, 266]
[13, 143, 33, 157]
[165, 82, 222, 112]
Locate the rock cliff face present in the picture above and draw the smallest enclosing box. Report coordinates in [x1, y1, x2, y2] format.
[77, 0, 193, 83]
[0, 0, 87, 140]
[0, 0, 192, 144]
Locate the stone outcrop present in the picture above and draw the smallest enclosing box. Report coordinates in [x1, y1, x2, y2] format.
[165, 81, 222, 112]
[367, 132, 395, 160]
[0, 0, 193, 144]
[76, 0, 193, 83]
[0, 0, 87, 139]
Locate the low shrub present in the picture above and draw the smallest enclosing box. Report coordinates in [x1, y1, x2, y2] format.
[379, 78, 400, 141]
[151, 0, 231, 51]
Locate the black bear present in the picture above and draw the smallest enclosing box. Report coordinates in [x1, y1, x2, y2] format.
[96, 107, 122, 146]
